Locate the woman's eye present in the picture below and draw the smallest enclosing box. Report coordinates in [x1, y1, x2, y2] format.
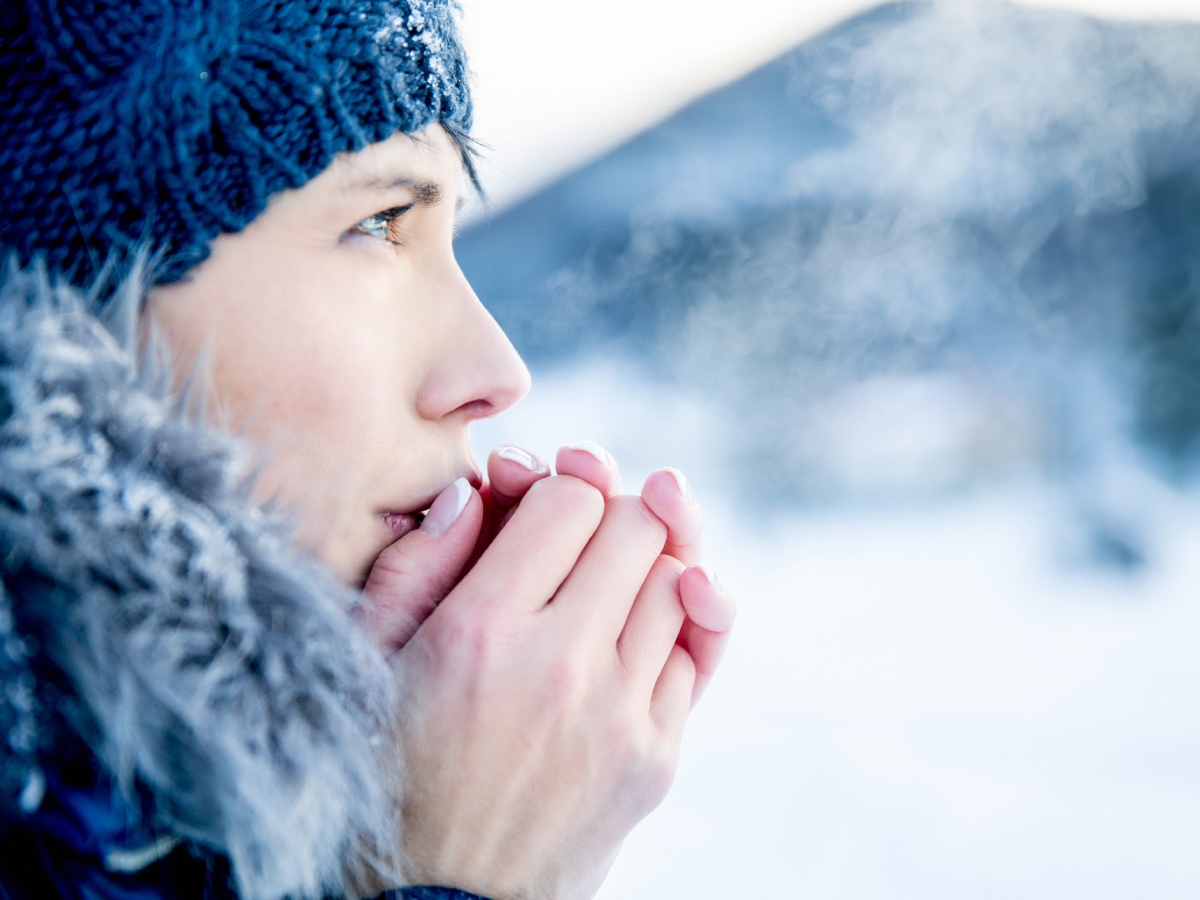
[349, 205, 413, 243]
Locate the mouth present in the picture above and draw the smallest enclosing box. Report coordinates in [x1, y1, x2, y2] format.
[378, 470, 481, 542]
[381, 509, 425, 541]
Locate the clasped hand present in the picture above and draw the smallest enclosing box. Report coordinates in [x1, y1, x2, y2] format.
[358, 444, 735, 900]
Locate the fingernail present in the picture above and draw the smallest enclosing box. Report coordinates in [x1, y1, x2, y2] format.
[419, 477, 471, 538]
[697, 563, 720, 588]
[497, 445, 543, 471]
[568, 440, 609, 465]
[663, 467, 694, 504]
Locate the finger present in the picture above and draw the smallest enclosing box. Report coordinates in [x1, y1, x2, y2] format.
[678, 566, 735, 706]
[552, 495, 667, 641]
[677, 619, 731, 707]
[472, 445, 552, 561]
[640, 468, 703, 566]
[650, 644, 695, 741]
[617, 555, 686, 692]
[679, 565, 736, 632]
[449, 474, 605, 616]
[487, 445, 550, 508]
[555, 441, 622, 498]
[360, 479, 482, 655]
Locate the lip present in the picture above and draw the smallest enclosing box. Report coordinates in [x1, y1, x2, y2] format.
[378, 469, 481, 541]
[381, 511, 423, 541]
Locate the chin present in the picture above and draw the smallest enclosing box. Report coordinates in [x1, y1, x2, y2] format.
[314, 515, 395, 589]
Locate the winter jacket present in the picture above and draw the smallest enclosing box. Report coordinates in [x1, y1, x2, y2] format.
[0, 260, 487, 900]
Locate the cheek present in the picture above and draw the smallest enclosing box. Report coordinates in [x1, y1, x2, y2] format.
[232, 290, 425, 501]
[154, 257, 424, 507]
[148, 235, 454, 580]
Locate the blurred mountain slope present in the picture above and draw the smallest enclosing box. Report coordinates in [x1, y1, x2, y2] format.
[457, 1, 1200, 500]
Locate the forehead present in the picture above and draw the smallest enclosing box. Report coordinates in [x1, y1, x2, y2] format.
[334, 125, 465, 199]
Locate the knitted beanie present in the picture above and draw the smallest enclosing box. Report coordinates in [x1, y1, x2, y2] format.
[0, 0, 472, 285]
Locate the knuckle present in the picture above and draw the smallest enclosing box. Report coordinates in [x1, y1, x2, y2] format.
[527, 474, 605, 523]
[542, 652, 589, 709]
[366, 543, 418, 582]
[642, 742, 679, 804]
[671, 506, 704, 546]
[631, 558, 685, 623]
[429, 606, 494, 664]
[617, 730, 678, 810]
[648, 554, 685, 591]
[608, 496, 668, 552]
[592, 702, 680, 814]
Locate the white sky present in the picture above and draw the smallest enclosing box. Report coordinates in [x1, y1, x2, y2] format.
[458, 0, 1200, 217]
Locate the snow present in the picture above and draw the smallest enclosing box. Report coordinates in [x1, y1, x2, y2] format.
[472, 362, 1200, 899]
[601, 494, 1200, 898]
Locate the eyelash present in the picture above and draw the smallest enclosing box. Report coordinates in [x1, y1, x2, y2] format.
[350, 205, 414, 244]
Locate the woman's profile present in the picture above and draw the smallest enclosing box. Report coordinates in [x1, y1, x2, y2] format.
[0, 1, 735, 898]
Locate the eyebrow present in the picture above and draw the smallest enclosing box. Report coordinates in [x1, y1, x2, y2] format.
[359, 175, 464, 210]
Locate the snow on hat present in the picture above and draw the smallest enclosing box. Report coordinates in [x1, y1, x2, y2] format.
[0, 0, 472, 285]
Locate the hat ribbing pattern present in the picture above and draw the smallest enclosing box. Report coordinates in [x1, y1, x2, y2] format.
[0, 0, 472, 285]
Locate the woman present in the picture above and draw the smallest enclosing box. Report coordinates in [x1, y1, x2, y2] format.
[0, 1, 735, 899]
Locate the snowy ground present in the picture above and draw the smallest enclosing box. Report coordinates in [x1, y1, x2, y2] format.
[472, 362, 1200, 899]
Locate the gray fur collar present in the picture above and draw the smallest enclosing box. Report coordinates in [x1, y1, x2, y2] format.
[0, 260, 401, 899]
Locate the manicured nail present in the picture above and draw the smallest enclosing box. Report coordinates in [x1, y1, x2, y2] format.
[419, 477, 471, 538]
[568, 440, 609, 465]
[697, 564, 720, 588]
[663, 467, 694, 504]
[497, 445, 542, 471]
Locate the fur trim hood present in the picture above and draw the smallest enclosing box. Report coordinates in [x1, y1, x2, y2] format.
[0, 259, 401, 899]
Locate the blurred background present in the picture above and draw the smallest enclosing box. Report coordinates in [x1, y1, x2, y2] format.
[458, 1, 1200, 896]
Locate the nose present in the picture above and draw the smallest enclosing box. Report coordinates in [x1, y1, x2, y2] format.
[414, 264, 531, 423]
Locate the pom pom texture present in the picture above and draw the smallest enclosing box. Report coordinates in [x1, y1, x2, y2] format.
[0, 257, 402, 899]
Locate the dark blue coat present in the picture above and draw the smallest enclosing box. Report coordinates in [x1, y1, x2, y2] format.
[0, 752, 488, 900]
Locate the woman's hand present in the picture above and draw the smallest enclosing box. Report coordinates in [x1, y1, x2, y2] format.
[392, 471, 692, 899]
[358, 443, 736, 897]
[554, 450, 735, 705]
[360, 443, 735, 700]
[359, 444, 552, 651]
[635, 466, 734, 705]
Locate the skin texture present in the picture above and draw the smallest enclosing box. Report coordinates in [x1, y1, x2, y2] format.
[144, 126, 735, 899]
[361, 447, 736, 705]
[147, 128, 529, 583]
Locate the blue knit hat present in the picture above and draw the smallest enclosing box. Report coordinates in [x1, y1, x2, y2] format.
[0, 0, 472, 285]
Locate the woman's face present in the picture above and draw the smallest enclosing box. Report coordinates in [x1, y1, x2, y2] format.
[145, 126, 530, 583]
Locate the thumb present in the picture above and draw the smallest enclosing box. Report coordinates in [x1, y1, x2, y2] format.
[359, 478, 483, 656]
